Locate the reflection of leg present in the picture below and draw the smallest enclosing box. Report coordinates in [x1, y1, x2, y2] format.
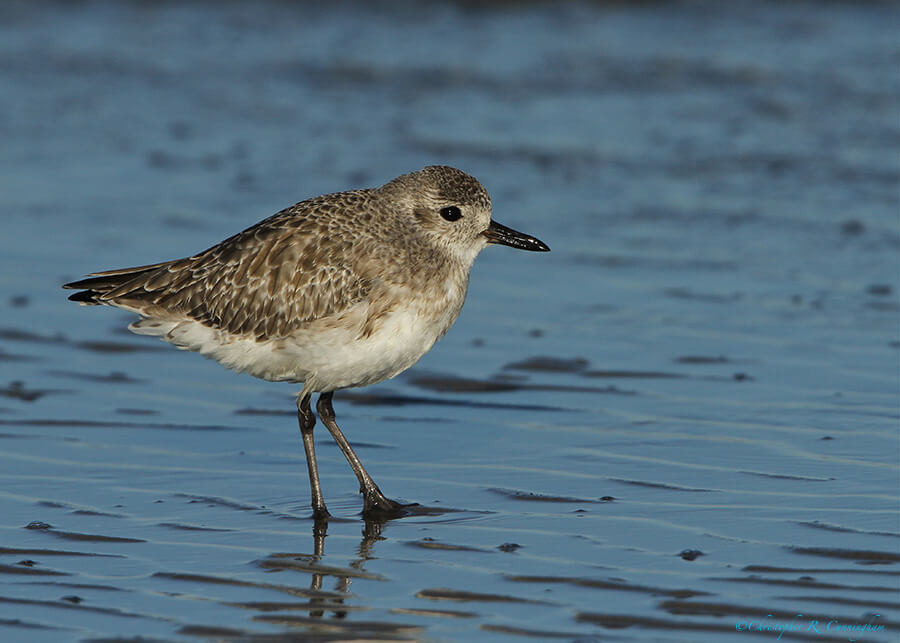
[309, 519, 328, 618]
[316, 392, 407, 517]
[297, 393, 330, 519]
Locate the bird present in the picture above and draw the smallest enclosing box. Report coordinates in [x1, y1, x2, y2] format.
[64, 165, 550, 519]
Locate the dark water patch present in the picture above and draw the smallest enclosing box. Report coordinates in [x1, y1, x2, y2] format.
[788, 547, 900, 564]
[610, 479, 715, 492]
[178, 625, 250, 638]
[502, 356, 590, 373]
[545, 50, 781, 93]
[45, 370, 144, 384]
[576, 611, 745, 635]
[661, 287, 742, 304]
[37, 501, 124, 518]
[0, 432, 38, 439]
[743, 565, 900, 577]
[417, 588, 551, 605]
[864, 299, 900, 312]
[176, 493, 261, 511]
[256, 554, 384, 580]
[841, 219, 866, 236]
[175, 495, 311, 522]
[25, 581, 126, 592]
[0, 546, 123, 558]
[50, 531, 145, 544]
[506, 575, 708, 599]
[0, 348, 36, 362]
[154, 572, 343, 600]
[583, 369, 686, 379]
[794, 521, 900, 538]
[0, 617, 64, 631]
[158, 522, 235, 532]
[340, 391, 565, 412]
[146, 148, 231, 172]
[252, 613, 422, 637]
[235, 407, 294, 416]
[675, 355, 730, 364]
[488, 488, 612, 504]
[0, 380, 64, 402]
[114, 408, 159, 415]
[408, 371, 635, 395]
[397, 509, 493, 526]
[866, 283, 893, 296]
[0, 328, 69, 345]
[740, 471, 833, 482]
[413, 136, 601, 170]
[714, 576, 896, 593]
[75, 339, 166, 354]
[573, 253, 740, 272]
[0, 595, 149, 620]
[266, 511, 316, 523]
[373, 415, 455, 424]
[224, 600, 363, 613]
[27, 526, 144, 544]
[405, 538, 489, 553]
[71, 509, 121, 517]
[813, 407, 900, 421]
[480, 623, 581, 638]
[782, 595, 900, 611]
[0, 563, 68, 576]
[658, 598, 784, 618]
[0, 418, 245, 431]
[36, 501, 66, 509]
[271, 55, 713, 98]
[0, 327, 165, 353]
[406, 373, 521, 393]
[390, 607, 477, 619]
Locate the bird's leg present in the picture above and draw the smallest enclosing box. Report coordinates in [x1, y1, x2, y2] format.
[316, 392, 408, 517]
[297, 392, 330, 520]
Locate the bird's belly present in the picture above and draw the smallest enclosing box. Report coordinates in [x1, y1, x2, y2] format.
[138, 288, 463, 391]
[284, 303, 450, 392]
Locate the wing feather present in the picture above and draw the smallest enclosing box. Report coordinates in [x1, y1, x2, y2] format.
[63, 192, 377, 340]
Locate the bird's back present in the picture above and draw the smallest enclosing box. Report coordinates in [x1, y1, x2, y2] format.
[65, 189, 388, 340]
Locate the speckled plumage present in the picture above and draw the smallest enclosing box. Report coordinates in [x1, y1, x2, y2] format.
[64, 165, 549, 518]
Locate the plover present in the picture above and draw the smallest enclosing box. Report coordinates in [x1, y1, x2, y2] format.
[64, 166, 549, 519]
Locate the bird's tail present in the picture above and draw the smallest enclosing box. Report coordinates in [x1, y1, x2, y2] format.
[62, 261, 174, 305]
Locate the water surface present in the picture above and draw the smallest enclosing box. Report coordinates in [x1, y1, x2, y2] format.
[1, 1, 898, 641]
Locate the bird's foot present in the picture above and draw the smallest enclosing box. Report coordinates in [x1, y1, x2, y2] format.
[361, 487, 419, 519]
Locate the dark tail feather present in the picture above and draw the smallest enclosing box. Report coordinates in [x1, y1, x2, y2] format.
[63, 261, 173, 305]
[67, 289, 104, 304]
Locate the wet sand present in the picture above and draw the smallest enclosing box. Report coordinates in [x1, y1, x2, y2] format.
[1, 1, 898, 641]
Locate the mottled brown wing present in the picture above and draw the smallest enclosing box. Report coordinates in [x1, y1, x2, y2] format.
[65, 194, 375, 340]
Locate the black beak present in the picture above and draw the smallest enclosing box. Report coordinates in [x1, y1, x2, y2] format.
[482, 220, 550, 252]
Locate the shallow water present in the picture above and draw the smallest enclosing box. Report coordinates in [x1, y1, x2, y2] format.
[1, 1, 898, 641]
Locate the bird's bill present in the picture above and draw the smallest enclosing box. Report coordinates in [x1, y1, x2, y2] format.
[482, 220, 550, 252]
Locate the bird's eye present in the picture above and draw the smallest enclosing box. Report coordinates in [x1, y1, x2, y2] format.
[440, 206, 462, 222]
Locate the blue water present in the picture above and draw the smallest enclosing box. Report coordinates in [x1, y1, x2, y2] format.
[1, 1, 898, 641]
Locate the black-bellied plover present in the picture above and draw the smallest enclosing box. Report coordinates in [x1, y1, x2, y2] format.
[64, 166, 549, 519]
